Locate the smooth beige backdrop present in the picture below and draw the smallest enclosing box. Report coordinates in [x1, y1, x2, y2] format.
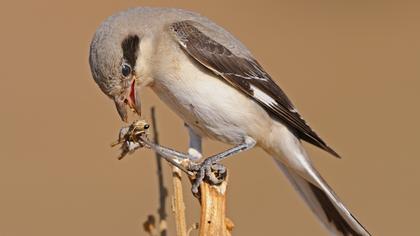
[1, 1, 419, 235]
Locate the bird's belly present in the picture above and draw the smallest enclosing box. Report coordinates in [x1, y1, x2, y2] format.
[151, 67, 273, 145]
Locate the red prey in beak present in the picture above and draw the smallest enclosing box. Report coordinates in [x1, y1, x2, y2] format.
[114, 79, 142, 122]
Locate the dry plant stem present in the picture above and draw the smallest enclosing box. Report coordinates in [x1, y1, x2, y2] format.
[151, 107, 168, 236]
[199, 179, 232, 236]
[150, 107, 187, 236]
[171, 167, 188, 236]
[186, 128, 233, 236]
[143, 215, 158, 236]
[144, 110, 233, 236]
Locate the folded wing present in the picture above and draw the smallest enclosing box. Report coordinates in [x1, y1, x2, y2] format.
[169, 20, 339, 157]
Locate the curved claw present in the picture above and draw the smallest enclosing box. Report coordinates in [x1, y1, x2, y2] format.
[189, 161, 227, 194]
[207, 163, 227, 184]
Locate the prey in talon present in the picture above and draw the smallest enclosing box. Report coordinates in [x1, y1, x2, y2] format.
[89, 9, 372, 236]
[111, 120, 151, 160]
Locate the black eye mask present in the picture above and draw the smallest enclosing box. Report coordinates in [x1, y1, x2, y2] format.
[121, 35, 140, 69]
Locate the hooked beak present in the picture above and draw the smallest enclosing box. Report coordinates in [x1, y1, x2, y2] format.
[114, 79, 142, 122]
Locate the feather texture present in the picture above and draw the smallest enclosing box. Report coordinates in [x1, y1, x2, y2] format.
[169, 20, 340, 158]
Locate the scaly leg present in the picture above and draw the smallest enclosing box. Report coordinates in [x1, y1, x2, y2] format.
[188, 137, 256, 193]
[141, 135, 256, 193]
[140, 137, 194, 175]
[115, 122, 197, 174]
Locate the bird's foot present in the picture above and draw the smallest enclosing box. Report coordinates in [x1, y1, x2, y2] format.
[188, 158, 227, 194]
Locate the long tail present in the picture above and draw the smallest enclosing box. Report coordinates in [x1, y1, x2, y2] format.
[267, 126, 370, 236]
[274, 159, 370, 236]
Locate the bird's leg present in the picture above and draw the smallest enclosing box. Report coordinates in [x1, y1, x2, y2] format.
[188, 137, 256, 193]
[114, 121, 194, 174]
[140, 137, 193, 160]
[139, 136, 196, 175]
[141, 133, 256, 194]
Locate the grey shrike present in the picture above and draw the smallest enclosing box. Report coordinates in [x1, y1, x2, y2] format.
[89, 7, 370, 236]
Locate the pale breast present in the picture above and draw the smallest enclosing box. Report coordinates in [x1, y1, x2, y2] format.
[150, 45, 273, 145]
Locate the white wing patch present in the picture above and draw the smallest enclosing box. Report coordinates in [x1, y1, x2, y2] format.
[251, 85, 278, 108]
[225, 73, 267, 81]
[251, 85, 300, 114]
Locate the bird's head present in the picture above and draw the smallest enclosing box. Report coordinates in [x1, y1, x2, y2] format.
[89, 8, 197, 121]
[88, 11, 149, 122]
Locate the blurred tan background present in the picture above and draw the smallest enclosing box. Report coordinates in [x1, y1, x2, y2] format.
[1, 0, 419, 235]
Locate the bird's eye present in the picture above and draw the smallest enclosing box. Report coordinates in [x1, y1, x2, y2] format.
[121, 64, 132, 77]
[143, 124, 150, 129]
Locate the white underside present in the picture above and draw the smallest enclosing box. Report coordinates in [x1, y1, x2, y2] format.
[148, 41, 319, 180]
[137, 35, 369, 236]
[150, 45, 274, 145]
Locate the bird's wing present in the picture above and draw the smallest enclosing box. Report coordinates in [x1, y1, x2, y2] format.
[169, 20, 339, 157]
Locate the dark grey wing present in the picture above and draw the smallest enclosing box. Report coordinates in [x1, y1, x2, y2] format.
[170, 20, 339, 158]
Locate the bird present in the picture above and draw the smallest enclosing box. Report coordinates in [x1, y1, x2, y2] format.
[89, 7, 370, 236]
